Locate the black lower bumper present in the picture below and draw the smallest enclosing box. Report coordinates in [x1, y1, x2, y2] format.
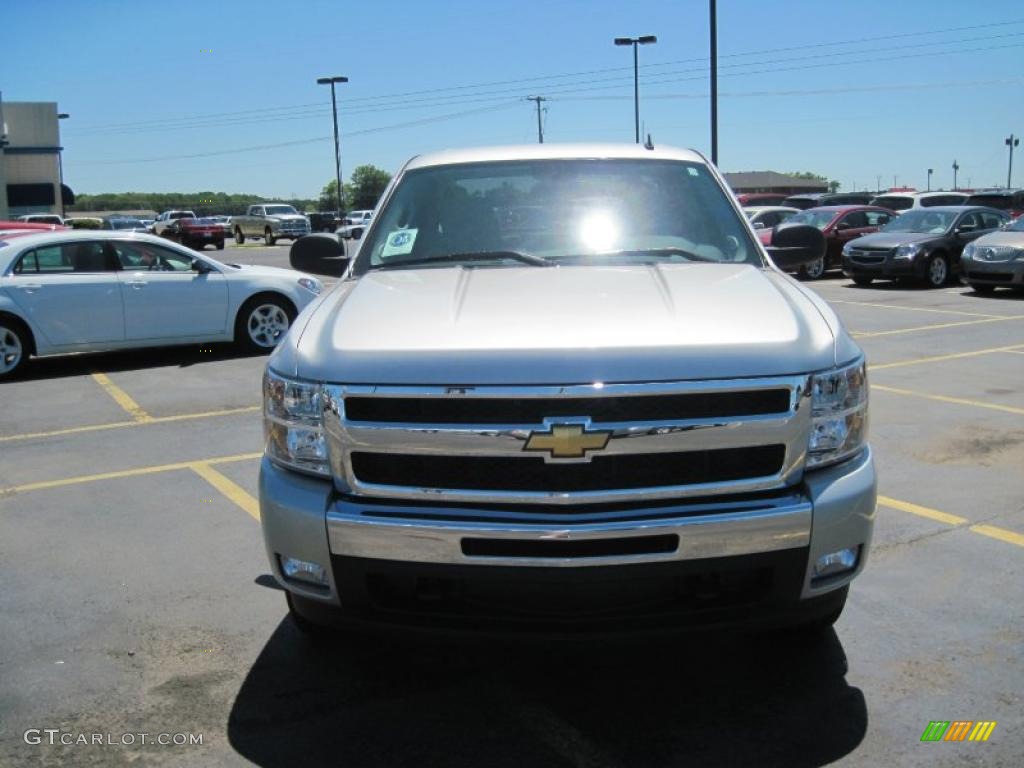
[288, 548, 845, 636]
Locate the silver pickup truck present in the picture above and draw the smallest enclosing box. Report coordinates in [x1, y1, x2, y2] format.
[232, 204, 310, 245]
[260, 144, 876, 637]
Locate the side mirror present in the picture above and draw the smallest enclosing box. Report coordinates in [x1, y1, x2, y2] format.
[192, 259, 212, 274]
[765, 223, 826, 271]
[834, 221, 850, 231]
[752, 221, 765, 230]
[289, 233, 349, 277]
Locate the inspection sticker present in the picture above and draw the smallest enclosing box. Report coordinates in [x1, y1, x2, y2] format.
[381, 229, 418, 257]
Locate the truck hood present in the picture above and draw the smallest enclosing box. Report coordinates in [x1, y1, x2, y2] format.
[267, 214, 307, 223]
[287, 263, 845, 385]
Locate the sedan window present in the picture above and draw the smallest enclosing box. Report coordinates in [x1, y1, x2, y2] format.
[112, 242, 195, 271]
[980, 212, 1007, 230]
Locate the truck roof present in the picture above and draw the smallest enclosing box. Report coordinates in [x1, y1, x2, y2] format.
[404, 143, 706, 171]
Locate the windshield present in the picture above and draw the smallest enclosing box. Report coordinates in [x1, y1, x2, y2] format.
[880, 209, 956, 234]
[357, 159, 759, 271]
[265, 205, 298, 216]
[1006, 216, 1024, 232]
[110, 218, 143, 229]
[787, 210, 838, 230]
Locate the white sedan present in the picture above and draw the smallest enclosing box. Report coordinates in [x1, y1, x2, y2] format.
[0, 231, 323, 378]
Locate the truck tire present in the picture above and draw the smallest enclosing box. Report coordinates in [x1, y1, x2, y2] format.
[0, 317, 31, 380]
[264, 227, 276, 246]
[235, 294, 296, 351]
[234, 227, 245, 245]
[798, 255, 826, 280]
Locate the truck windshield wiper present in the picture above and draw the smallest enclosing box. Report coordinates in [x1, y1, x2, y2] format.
[375, 250, 552, 270]
[597, 247, 717, 263]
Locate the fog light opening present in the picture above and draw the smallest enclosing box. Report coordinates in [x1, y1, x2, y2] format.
[279, 555, 329, 587]
[813, 545, 860, 581]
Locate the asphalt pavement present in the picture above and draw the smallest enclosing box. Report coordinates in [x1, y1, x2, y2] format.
[1, 248, 1021, 766]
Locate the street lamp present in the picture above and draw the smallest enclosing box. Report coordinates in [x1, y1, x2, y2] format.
[614, 35, 657, 144]
[57, 112, 69, 218]
[952, 160, 959, 191]
[1006, 134, 1019, 189]
[927, 168, 933, 192]
[316, 76, 348, 216]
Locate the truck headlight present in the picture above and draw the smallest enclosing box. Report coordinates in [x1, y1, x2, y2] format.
[264, 369, 329, 477]
[807, 358, 868, 469]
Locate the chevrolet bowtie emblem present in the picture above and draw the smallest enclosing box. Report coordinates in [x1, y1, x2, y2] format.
[524, 424, 611, 460]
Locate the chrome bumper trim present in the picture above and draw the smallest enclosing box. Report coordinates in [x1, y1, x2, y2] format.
[326, 500, 812, 567]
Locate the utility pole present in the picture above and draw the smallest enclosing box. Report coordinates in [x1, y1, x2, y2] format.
[1006, 134, 1020, 188]
[876, 175, 882, 193]
[316, 76, 348, 215]
[952, 160, 959, 191]
[709, 0, 718, 165]
[526, 96, 547, 143]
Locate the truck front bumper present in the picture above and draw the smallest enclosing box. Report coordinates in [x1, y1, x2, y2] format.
[260, 448, 876, 630]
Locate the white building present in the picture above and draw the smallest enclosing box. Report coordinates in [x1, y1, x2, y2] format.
[0, 99, 73, 219]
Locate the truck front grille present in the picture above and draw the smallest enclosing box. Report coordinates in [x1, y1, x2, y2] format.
[323, 377, 811, 505]
[350, 446, 786, 493]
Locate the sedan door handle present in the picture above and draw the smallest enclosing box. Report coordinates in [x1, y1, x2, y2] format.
[125, 279, 148, 288]
[16, 283, 42, 292]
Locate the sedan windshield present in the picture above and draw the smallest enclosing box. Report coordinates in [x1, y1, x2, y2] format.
[787, 210, 838, 230]
[358, 158, 759, 271]
[881, 209, 955, 234]
[265, 205, 298, 216]
[110, 219, 144, 229]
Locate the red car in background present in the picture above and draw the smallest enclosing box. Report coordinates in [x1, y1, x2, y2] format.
[0, 220, 68, 234]
[161, 216, 226, 250]
[758, 205, 897, 279]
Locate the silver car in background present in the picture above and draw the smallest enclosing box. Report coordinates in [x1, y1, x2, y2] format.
[961, 214, 1024, 293]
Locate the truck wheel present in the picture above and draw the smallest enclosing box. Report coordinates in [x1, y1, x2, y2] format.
[852, 276, 873, 287]
[235, 294, 296, 351]
[264, 227, 276, 246]
[924, 253, 949, 287]
[234, 227, 245, 245]
[286, 592, 336, 644]
[0, 318, 30, 380]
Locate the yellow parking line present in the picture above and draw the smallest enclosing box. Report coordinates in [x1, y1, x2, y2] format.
[871, 385, 1024, 416]
[879, 496, 1024, 549]
[871, 344, 1024, 370]
[877, 495, 968, 526]
[90, 372, 152, 422]
[0, 452, 261, 496]
[0, 405, 261, 444]
[190, 462, 260, 521]
[852, 315, 1024, 338]
[828, 299, 1011, 319]
[970, 524, 1024, 548]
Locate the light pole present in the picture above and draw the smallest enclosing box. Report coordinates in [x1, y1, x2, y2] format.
[1006, 134, 1019, 189]
[614, 35, 657, 144]
[316, 76, 348, 215]
[927, 168, 933, 192]
[57, 113, 69, 218]
[952, 160, 959, 191]
[709, 0, 718, 165]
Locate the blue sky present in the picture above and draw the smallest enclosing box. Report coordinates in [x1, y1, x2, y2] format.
[5, 0, 1023, 198]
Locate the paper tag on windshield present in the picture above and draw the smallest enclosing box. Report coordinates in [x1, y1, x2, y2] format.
[381, 228, 417, 257]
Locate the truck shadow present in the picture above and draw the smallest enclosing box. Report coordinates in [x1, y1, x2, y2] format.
[228, 619, 866, 767]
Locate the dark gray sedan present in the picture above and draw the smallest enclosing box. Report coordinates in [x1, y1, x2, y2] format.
[841, 207, 1009, 288]
[960, 215, 1024, 293]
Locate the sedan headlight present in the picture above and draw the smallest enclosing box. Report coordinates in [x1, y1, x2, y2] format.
[841, 243, 854, 257]
[264, 369, 328, 476]
[297, 277, 322, 294]
[807, 358, 868, 469]
[893, 243, 921, 259]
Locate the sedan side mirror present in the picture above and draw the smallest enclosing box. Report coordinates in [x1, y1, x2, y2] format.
[289, 233, 349, 277]
[765, 223, 826, 271]
[192, 259, 212, 274]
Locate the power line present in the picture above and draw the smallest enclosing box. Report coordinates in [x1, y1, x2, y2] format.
[69, 18, 1024, 135]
